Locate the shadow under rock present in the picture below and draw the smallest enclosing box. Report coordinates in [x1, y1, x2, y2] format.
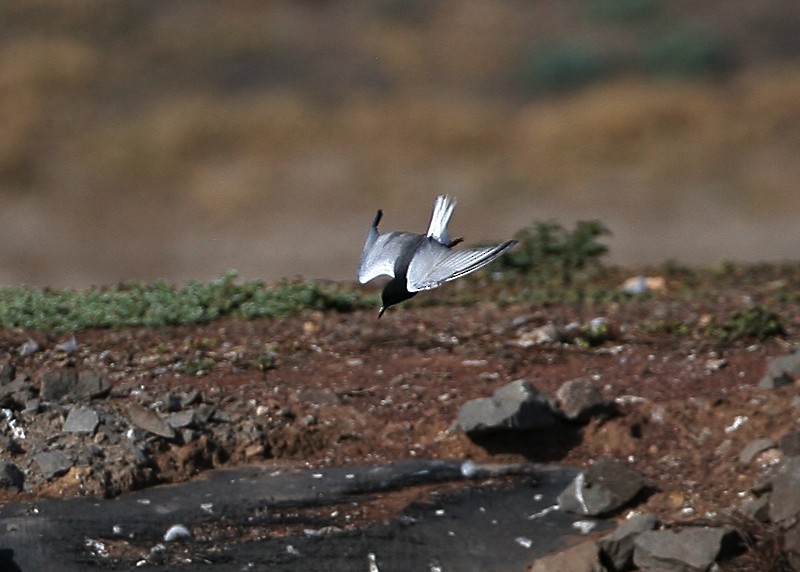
[468, 420, 583, 463]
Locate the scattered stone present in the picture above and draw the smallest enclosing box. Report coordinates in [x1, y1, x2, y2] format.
[738, 495, 770, 522]
[705, 358, 728, 371]
[0, 378, 29, 407]
[127, 405, 176, 439]
[513, 324, 562, 347]
[0, 360, 15, 384]
[299, 389, 341, 406]
[768, 455, 800, 523]
[63, 406, 100, 434]
[55, 336, 79, 354]
[75, 371, 111, 400]
[244, 443, 265, 460]
[181, 389, 202, 408]
[0, 461, 24, 489]
[598, 513, 659, 571]
[19, 338, 40, 357]
[455, 380, 558, 435]
[754, 448, 783, 468]
[34, 450, 74, 479]
[739, 438, 776, 464]
[39, 369, 79, 401]
[194, 403, 216, 424]
[527, 540, 603, 572]
[167, 410, 196, 429]
[633, 527, 737, 572]
[558, 457, 645, 517]
[620, 276, 666, 296]
[40, 369, 110, 402]
[555, 378, 614, 423]
[759, 352, 800, 388]
[778, 429, 800, 456]
[163, 523, 192, 542]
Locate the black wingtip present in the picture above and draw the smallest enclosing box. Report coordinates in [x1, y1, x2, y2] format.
[373, 210, 383, 228]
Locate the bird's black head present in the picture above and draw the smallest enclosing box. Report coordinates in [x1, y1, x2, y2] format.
[379, 278, 417, 318]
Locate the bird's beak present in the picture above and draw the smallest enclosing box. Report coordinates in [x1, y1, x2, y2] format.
[378, 307, 386, 318]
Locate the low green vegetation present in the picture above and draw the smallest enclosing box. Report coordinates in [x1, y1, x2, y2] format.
[708, 306, 785, 344]
[0, 271, 374, 331]
[0, 219, 797, 343]
[502, 219, 611, 286]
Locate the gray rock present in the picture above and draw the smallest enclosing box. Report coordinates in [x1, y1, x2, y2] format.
[759, 352, 800, 388]
[19, 338, 40, 357]
[555, 378, 614, 423]
[528, 540, 605, 572]
[739, 438, 776, 464]
[633, 527, 736, 572]
[127, 404, 176, 439]
[768, 455, 800, 523]
[63, 406, 100, 433]
[778, 429, 800, 456]
[167, 410, 196, 429]
[0, 378, 29, 407]
[39, 369, 79, 401]
[0, 360, 15, 384]
[738, 495, 770, 522]
[455, 379, 558, 435]
[598, 513, 659, 571]
[181, 389, 202, 408]
[558, 457, 645, 517]
[39, 369, 110, 402]
[0, 461, 24, 489]
[195, 403, 216, 424]
[75, 371, 111, 400]
[34, 450, 74, 479]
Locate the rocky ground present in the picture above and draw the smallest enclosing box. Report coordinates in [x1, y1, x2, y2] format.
[1, 271, 800, 570]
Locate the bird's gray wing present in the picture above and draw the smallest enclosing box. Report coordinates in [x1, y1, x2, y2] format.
[358, 231, 417, 284]
[406, 239, 517, 292]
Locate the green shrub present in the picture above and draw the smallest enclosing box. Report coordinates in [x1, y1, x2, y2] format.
[643, 25, 734, 77]
[519, 42, 615, 94]
[584, 0, 661, 22]
[709, 306, 785, 344]
[503, 219, 611, 286]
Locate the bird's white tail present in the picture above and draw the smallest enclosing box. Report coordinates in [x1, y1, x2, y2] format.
[426, 195, 456, 244]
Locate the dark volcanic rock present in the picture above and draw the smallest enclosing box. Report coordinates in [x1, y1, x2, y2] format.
[599, 513, 659, 571]
[34, 450, 74, 479]
[0, 360, 15, 385]
[739, 438, 776, 464]
[39, 369, 79, 402]
[75, 371, 111, 400]
[527, 540, 603, 572]
[127, 404, 176, 439]
[555, 378, 614, 423]
[0, 461, 24, 489]
[63, 406, 100, 434]
[768, 455, 800, 523]
[759, 352, 800, 388]
[778, 429, 800, 456]
[633, 527, 736, 572]
[558, 456, 645, 517]
[456, 379, 558, 435]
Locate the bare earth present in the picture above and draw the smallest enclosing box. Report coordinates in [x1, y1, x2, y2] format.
[0, 279, 798, 568]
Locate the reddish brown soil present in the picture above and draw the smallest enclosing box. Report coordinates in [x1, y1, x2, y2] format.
[2, 296, 797, 533]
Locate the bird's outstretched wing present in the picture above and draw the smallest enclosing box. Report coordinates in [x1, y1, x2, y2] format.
[405, 239, 517, 292]
[358, 210, 422, 284]
[426, 195, 456, 245]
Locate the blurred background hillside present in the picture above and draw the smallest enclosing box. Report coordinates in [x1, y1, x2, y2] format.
[2, 0, 800, 287]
